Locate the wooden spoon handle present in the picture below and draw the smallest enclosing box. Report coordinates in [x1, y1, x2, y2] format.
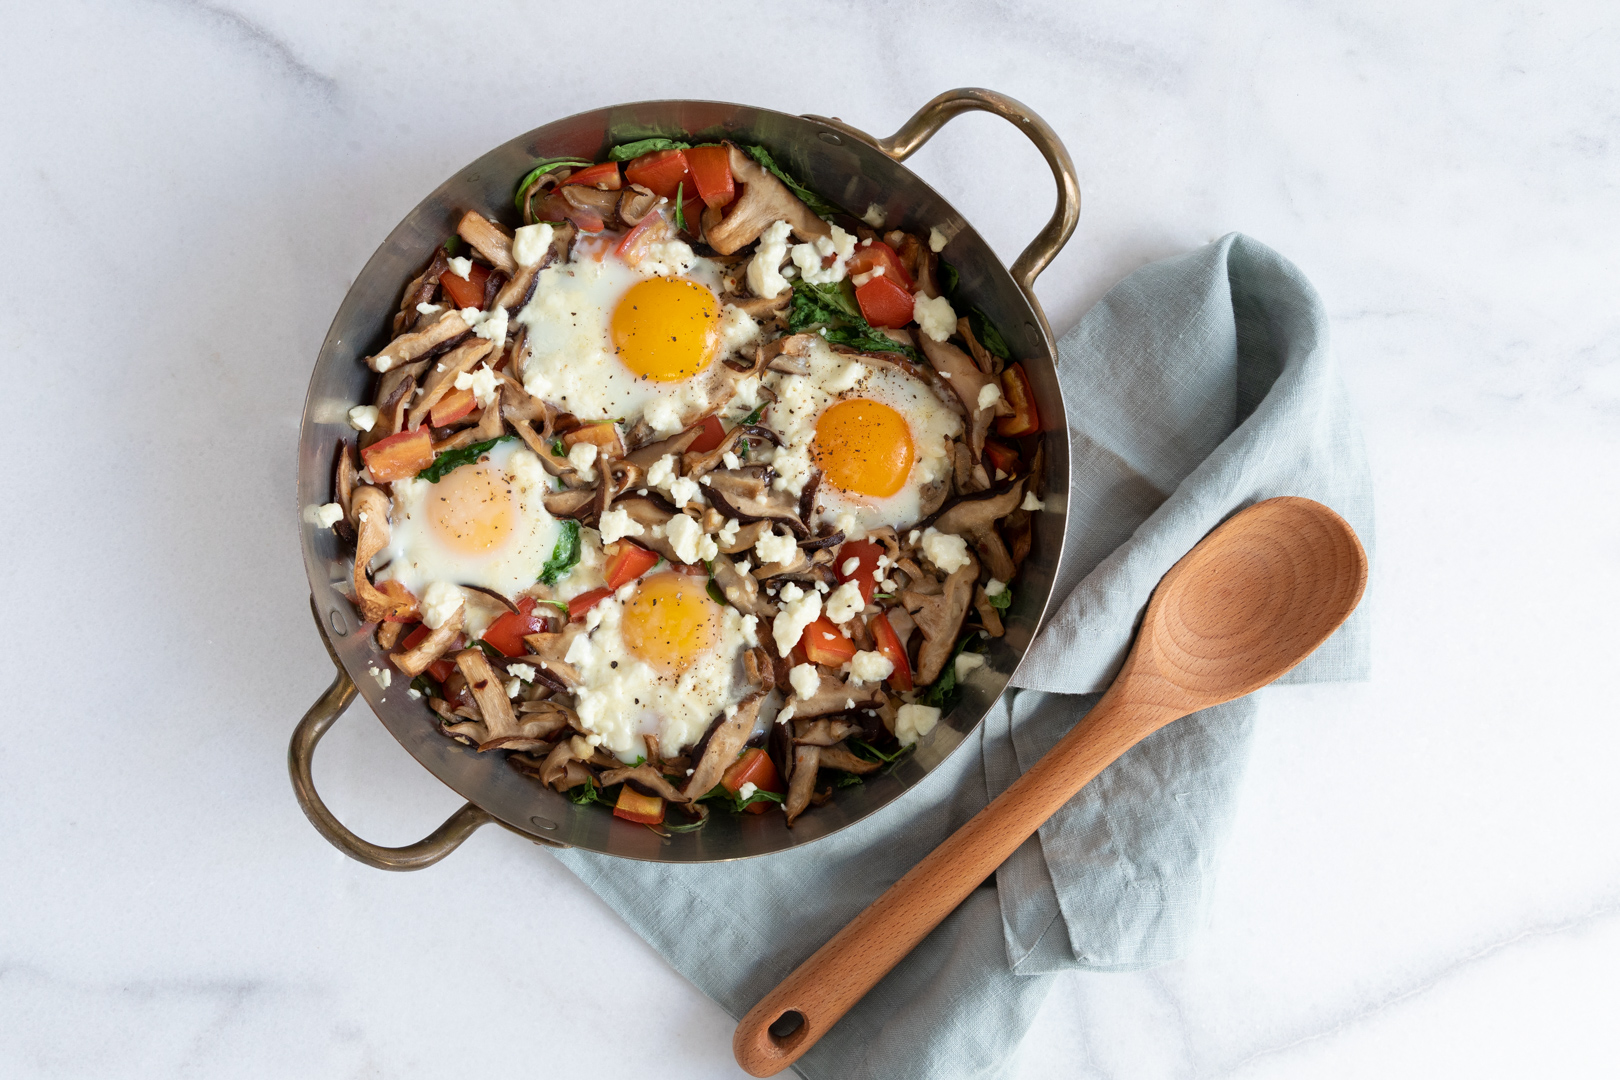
[732, 687, 1184, 1076]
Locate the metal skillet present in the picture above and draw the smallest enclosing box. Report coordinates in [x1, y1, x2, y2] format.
[290, 88, 1080, 866]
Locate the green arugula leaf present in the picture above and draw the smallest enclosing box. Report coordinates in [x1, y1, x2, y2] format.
[744, 144, 842, 218]
[662, 815, 710, 833]
[533, 598, 569, 614]
[550, 436, 567, 458]
[987, 586, 1012, 612]
[695, 781, 785, 814]
[566, 782, 612, 806]
[410, 675, 438, 698]
[513, 159, 592, 209]
[833, 771, 865, 788]
[936, 258, 1013, 360]
[468, 639, 505, 661]
[938, 260, 960, 296]
[443, 235, 463, 257]
[704, 561, 729, 608]
[674, 181, 686, 233]
[787, 282, 920, 361]
[540, 519, 581, 586]
[920, 634, 982, 709]
[416, 435, 514, 483]
[849, 738, 912, 765]
[607, 138, 691, 161]
[734, 403, 766, 425]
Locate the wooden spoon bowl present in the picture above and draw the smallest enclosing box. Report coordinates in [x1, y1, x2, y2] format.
[733, 496, 1368, 1076]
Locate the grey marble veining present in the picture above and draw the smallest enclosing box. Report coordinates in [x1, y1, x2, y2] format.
[2, 1, 1616, 1077]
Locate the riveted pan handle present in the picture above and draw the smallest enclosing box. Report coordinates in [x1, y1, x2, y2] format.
[289, 598, 556, 870]
[805, 87, 1080, 296]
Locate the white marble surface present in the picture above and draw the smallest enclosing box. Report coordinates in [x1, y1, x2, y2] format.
[3, 2, 1617, 1076]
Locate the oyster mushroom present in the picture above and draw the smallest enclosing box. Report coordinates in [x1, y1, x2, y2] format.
[784, 745, 821, 826]
[389, 602, 464, 678]
[681, 686, 768, 801]
[455, 210, 517, 276]
[818, 742, 881, 776]
[928, 478, 1026, 585]
[600, 764, 689, 803]
[902, 553, 981, 686]
[365, 309, 471, 373]
[348, 486, 399, 623]
[704, 143, 832, 255]
[405, 338, 495, 430]
[918, 334, 999, 468]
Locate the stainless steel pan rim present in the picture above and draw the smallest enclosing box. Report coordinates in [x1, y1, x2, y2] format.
[292, 89, 1079, 867]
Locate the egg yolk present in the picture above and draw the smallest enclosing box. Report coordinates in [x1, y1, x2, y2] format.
[621, 571, 722, 673]
[426, 462, 515, 556]
[811, 398, 916, 498]
[610, 277, 720, 382]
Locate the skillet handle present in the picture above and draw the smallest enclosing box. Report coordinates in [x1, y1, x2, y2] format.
[805, 87, 1080, 294]
[289, 597, 557, 870]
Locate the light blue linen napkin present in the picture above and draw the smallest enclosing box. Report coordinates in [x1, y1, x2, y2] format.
[555, 233, 1374, 1078]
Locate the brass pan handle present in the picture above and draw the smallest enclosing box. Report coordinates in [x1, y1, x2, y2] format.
[805, 87, 1080, 295]
[289, 598, 554, 870]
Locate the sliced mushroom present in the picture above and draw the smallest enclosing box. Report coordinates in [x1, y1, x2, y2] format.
[703, 482, 807, 538]
[818, 742, 881, 775]
[903, 553, 980, 686]
[349, 486, 396, 623]
[394, 248, 449, 336]
[617, 185, 661, 226]
[704, 143, 832, 255]
[405, 337, 495, 430]
[710, 552, 776, 619]
[919, 334, 997, 466]
[390, 603, 464, 677]
[435, 386, 504, 451]
[366, 309, 470, 373]
[600, 764, 689, 803]
[543, 487, 595, 520]
[956, 316, 1001, 376]
[784, 745, 821, 826]
[680, 689, 767, 800]
[682, 424, 778, 479]
[496, 369, 550, 427]
[929, 478, 1026, 584]
[787, 674, 883, 720]
[974, 586, 1006, 638]
[792, 717, 861, 746]
[728, 293, 790, 322]
[611, 495, 683, 562]
[625, 425, 704, 468]
[521, 625, 587, 689]
[455, 210, 517, 276]
[453, 648, 522, 745]
[717, 518, 771, 555]
[333, 440, 358, 532]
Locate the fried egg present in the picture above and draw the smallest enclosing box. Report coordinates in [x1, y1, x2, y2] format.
[764, 334, 961, 537]
[564, 568, 761, 760]
[515, 234, 759, 434]
[374, 441, 559, 627]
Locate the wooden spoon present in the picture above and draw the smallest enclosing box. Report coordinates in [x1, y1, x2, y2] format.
[733, 496, 1367, 1076]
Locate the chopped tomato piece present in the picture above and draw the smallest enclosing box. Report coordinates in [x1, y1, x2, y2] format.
[834, 539, 884, 605]
[429, 385, 476, 428]
[801, 616, 857, 667]
[686, 414, 727, 453]
[439, 261, 490, 309]
[562, 421, 624, 459]
[567, 587, 613, 621]
[996, 363, 1040, 437]
[374, 580, 420, 623]
[869, 612, 913, 691]
[360, 427, 435, 483]
[624, 149, 692, 201]
[846, 240, 915, 291]
[854, 274, 915, 329]
[564, 161, 622, 190]
[481, 597, 546, 657]
[684, 145, 735, 208]
[603, 541, 661, 590]
[982, 438, 1020, 477]
[613, 786, 665, 825]
[721, 747, 784, 814]
[614, 212, 662, 260]
[400, 622, 462, 684]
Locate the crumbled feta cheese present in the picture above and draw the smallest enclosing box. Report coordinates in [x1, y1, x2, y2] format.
[645, 398, 684, 435]
[639, 238, 698, 277]
[815, 580, 829, 594]
[305, 502, 344, 529]
[754, 530, 799, 568]
[570, 735, 593, 759]
[419, 582, 464, 629]
[913, 293, 958, 342]
[1022, 492, 1047, 512]
[849, 650, 894, 685]
[718, 518, 741, 547]
[850, 265, 885, 288]
[955, 652, 987, 680]
[505, 678, 522, 698]
[453, 363, 499, 408]
[347, 405, 379, 432]
[977, 381, 1003, 411]
[780, 582, 804, 602]
[716, 303, 761, 357]
[734, 558, 751, 574]
[824, 580, 864, 624]
[928, 227, 948, 253]
[721, 450, 741, 470]
[666, 513, 716, 564]
[776, 702, 797, 725]
[508, 662, 537, 683]
[668, 475, 702, 509]
[598, 507, 644, 543]
[415, 302, 442, 316]
[772, 587, 823, 655]
[789, 662, 820, 701]
[645, 454, 677, 489]
[921, 528, 972, 574]
[789, 224, 857, 285]
[511, 222, 554, 268]
[985, 578, 1007, 597]
[737, 780, 758, 801]
[368, 665, 392, 690]
[896, 703, 941, 746]
[840, 556, 861, 576]
[372, 354, 395, 372]
[567, 440, 598, 481]
[461, 305, 509, 347]
[908, 530, 921, 544]
[863, 203, 886, 227]
[746, 220, 794, 299]
[407, 687, 422, 700]
[447, 256, 474, 280]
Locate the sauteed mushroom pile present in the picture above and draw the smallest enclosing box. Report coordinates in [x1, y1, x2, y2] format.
[311, 136, 1046, 830]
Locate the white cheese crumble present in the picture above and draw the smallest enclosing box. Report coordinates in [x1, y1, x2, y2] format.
[896, 703, 941, 746]
[668, 475, 702, 509]
[863, 203, 886, 227]
[772, 585, 823, 655]
[645, 454, 677, 489]
[955, 652, 987, 680]
[419, 582, 464, 629]
[721, 450, 741, 470]
[913, 293, 959, 342]
[666, 513, 718, 564]
[639, 238, 698, 278]
[511, 222, 554, 268]
[645, 398, 684, 435]
[305, 503, 344, 529]
[368, 665, 392, 689]
[716, 303, 761, 358]
[416, 302, 442, 316]
[459, 305, 509, 348]
[407, 687, 422, 700]
[746, 220, 794, 299]
[929, 227, 948, 253]
[447, 256, 474, 280]
[849, 650, 894, 685]
[754, 530, 799, 568]
[717, 518, 741, 548]
[977, 382, 1003, 411]
[824, 580, 864, 625]
[508, 662, 537, 683]
[597, 507, 644, 543]
[777, 702, 797, 725]
[567, 441, 598, 481]
[788, 662, 820, 701]
[1022, 492, 1047, 512]
[985, 578, 1007, 597]
[738, 781, 758, 801]
[347, 405, 379, 432]
[841, 557, 861, 576]
[787, 224, 859, 286]
[921, 528, 972, 574]
[453, 363, 499, 408]
[505, 678, 522, 698]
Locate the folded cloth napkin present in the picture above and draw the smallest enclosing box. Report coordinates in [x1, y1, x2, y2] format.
[554, 233, 1374, 1079]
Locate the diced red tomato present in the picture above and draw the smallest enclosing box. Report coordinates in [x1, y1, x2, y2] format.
[996, 363, 1040, 437]
[400, 623, 462, 684]
[374, 580, 420, 623]
[603, 541, 661, 590]
[613, 786, 665, 825]
[360, 427, 435, 483]
[624, 149, 692, 201]
[721, 747, 784, 814]
[564, 161, 622, 190]
[684, 145, 735, 208]
[614, 212, 662, 259]
[854, 274, 915, 329]
[846, 241, 915, 291]
[982, 438, 1020, 477]
[481, 597, 546, 657]
[439, 261, 490, 309]
[429, 386, 476, 428]
[686, 414, 727, 453]
[567, 587, 613, 621]
[801, 616, 858, 667]
[562, 421, 624, 459]
[869, 612, 913, 691]
[834, 539, 884, 605]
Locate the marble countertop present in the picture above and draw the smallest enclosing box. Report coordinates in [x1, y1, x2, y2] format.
[3, 2, 1616, 1076]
